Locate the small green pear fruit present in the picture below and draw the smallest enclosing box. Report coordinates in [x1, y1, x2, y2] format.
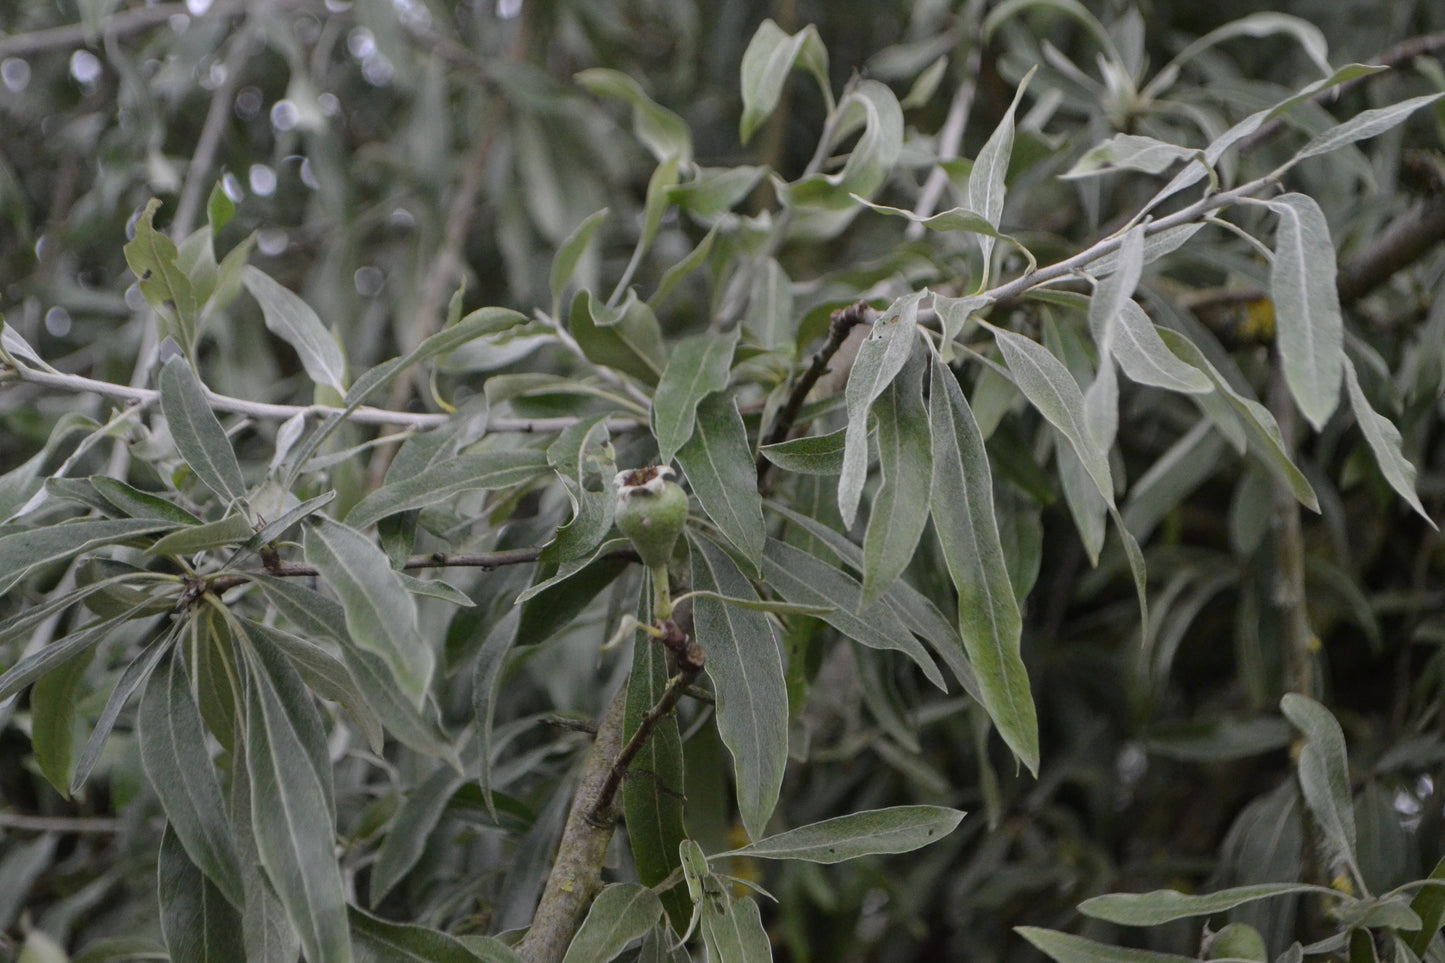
[613, 466, 687, 570]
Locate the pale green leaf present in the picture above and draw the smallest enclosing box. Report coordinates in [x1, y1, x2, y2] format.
[1082, 224, 1203, 278]
[676, 394, 765, 571]
[139, 652, 244, 907]
[124, 198, 197, 352]
[371, 766, 466, 906]
[1268, 193, 1342, 430]
[575, 68, 692, 164]
[690, 535, 788, 841]
[160, 357, 248, 506]
[72, 624, 178, 794]
[147, 513, 255, 557]
[304, 517, 433, 707]
[986, 323, 1113, 504]
[928, 354, 1037, 774]
[759, 427, 848, 475]
[1281, 693, 1359, 878]
[243, 266, 346, 394]
[967, 66, 1033, 270]
[861, 353, 931, 606]
[549, 208, 608, 311]
[1343, 357, 1433, 526]
[762, 538, 945, 689]
[669, 168, 767, 218]
[345, 448, 548, 530]
[720, 805, 964, 863]
[351, 907, 505, 963]
[652, 327, 739, 463]
[1016, 927, 1196, 963]
[1294, 92, 1445, 162]
[245, 654, 351, 963]
[744, 258, 794, 350]
[1062, 133, 1199, 178]
[561, 883, 663, 963]
[1080, 883, 1333, 925]
[158, 826, 245, 963]
[569, 290, 667, 386]
[739, 20, 830, 143]
[91, 477, 203, 525]
[30, 641, 92, 797]
[839, 290, 925, 526]
[700, 893, 770, 963]
[0, 518, 176, 596]
[473, 610, 519, 823]
[1111, 300, 1211, 393]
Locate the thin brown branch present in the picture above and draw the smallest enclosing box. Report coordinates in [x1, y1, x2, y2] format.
[516, 689, 628, 963]
[586, 619, 705, 827]
[755, 300, 876, 488]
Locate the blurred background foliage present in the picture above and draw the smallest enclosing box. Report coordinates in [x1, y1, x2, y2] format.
[3, 0, 1445, 960]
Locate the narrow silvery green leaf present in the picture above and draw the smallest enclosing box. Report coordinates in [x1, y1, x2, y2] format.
[0, 603, 149, 703]
[345, 448, 547, 530]
[1111, 300, 1211, 393]
[575, 69, 691, 164]
[1063, 133, 1199, 178]
[1343, 357, 1433, 526]
[230, 761, 302, 962]
[473, 609, 519, 823]
[0, 518, 174, 596]
[1268, 194, 1342, 430]
[243, 266, 346, 394]
[1085, 224, 1204, 278]
[351, 907, 509, 962]
[1080, 882, 1334, 926]
[1084, 355, 1119, 453]
[158, 825, 245, 963]
[928, 355, 1037, 774]
[987, 324, 1113, 505]
[700, 893, 770, 963]
[762, 538, 945, 690]
[249, 620, 385, 754]
[690, 535, 788, 841]
[669, 169, 767, 218]
[967, 66, 1033, 272]
[639, 154, 681, 259]
[744, 258, 794, 350]
[245, 655, 352, 963]
[622, 581, 690, 933]
[549, 208, 608, 311]
[759, 427, 848, 474]
[651, 227, 717, 309]
[934, 293, 993, 359]
[1088, 224, 1144, 357]
[821, 80, 903, 200]
[1057, 444, 1107, 565]
[652, 327, 739, 463]
[304, 516, 432, 707]
[854, 199, 1033, 272]
[370, 766, 467, 907]
[721, 804, 964, 863]
[1158, 329, 1319, 512]
[1281, 693, 1360, 881]
[1016, 927, 1197, 963]
[569, 290, 667, 386]
[91, 477, 203, 525]
[676, 394, 765, 571]
[861, 353, 931, 606]
[739, 20, 829, 143]
[160, 357, 247, 506]
[30, 640, 92, 797]
[72, 624, 178, 794]
[139, 652, 244, 908]
[560, 883, 663, 963]
[148, 514, 255, 557]
[124, 198, 197, 351]
[1293, 92, 1445, 163]
[839, 290, 925, 527]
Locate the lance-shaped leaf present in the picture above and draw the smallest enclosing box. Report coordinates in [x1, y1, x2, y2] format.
[345, 448, 548, 530]
[30, 640, 93, 797]
[1159, 329, 1319, 511]
[1268, 194, 1342, 430]
[622, 581, 690, 932]
[928, 355, 1037, 774]
[473, 609, 520, 823]
[839, 290, 925, 526]
[1281, 693, 1360, 882]
[762, 538, 944, 690]
[243, 266, 346, 394]
[139, 652, 244, 907]
[1016, 927, 1196, 963]
[351, 907, 510, 963]
[676, 394, 765, 571]
[739, 19, 829, 143]
[245, 653, 352, 963]
[986, 323, 1113, 504]
[968, 66, 1033, 271]
[544, 418, 617, 564]
[73, 623, 178, 794]
[790, 80, 902, 205]
[560, 883, 663, 963]
[569, 290, 667, 386]
[0, 518, 175, 596]
[720, 805, 964, 863]
[1063, 133, 1200, 178]
[690, 534, 788, 841]
[700, 892, 770, 963]
[370, 766, 467, 907]
[1343, 357, 1433, 526]
[744, 257, 794, 349]
[549, 208, 608, 312]
[861, 353, 931, 606]
[125, 198, 197, 351]
[759, 427, 848, 475]
[1293, 92, 1445, 164]
[160, 357, 248, 506]
[91, 477, 204, 524]
[158, 825, 245, 963]
[575, 69, 691, 165]
[304, 516, 433, 707]
[1111, 300, 1211, 393]
[1080, 882, 1335, 926]
[652, 327, 739, 463]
